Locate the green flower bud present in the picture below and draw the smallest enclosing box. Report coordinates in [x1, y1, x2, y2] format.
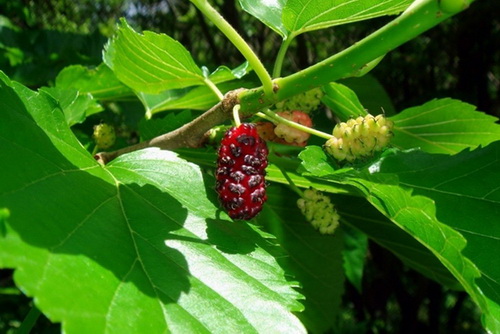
[297, 188, 340, 235]
[275, 88, 324, 114]
[93, 123, 116, 149]
[325, 114, 393, 162]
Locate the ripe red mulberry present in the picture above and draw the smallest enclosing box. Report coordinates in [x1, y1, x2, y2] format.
[216, 123, 268, 220]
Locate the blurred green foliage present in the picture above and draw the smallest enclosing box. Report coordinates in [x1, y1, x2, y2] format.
[1, 0, 498, 113]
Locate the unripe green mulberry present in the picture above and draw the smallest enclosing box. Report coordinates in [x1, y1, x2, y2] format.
[297, 188, 340, 235]
[93, 123, 116, 149]
[275, 88, 324, 114]
[325, 114, 393, 162]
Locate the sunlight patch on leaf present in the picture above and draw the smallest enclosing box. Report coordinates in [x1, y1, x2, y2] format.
[0, 73, 306, 333]
[239, 0, 288, 37]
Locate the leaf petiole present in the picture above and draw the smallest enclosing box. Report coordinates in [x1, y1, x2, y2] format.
[203, 78, 224, 101]
[190, 0, 274, 96]
[278, 166, 304, 198]
[17, 305, 41, 334]
[273, 36, 295, 78]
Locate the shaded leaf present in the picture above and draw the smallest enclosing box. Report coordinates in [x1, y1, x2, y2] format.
[336, 193, 461, 289]
[0, 72, 306, 333]
[391, 98, 500, 154]
[297, 147, 461, 288]
[340, 74, 396, 116]
[299, 144, 500, 332]
[341, 225, 367, 293]
[238, 0, 288, 37]
[341, 172, 488, 323]
[258, 184, 344, 333]
[282, 0, 413, 36]
[377, 144, 500, 331]
[104, 19, 205, 93]
[0, 208, 9, 237]
[139, 110, 194, 141]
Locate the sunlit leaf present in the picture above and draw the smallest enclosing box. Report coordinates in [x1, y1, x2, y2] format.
[238, 0, 288, 37]
[137, 79, 257, 115]
[104, 19, 205, 93]
[0, 72, 306, 334]
[321, 82, 367, 120]
[41, 87, 103, 126]
[283, 0, 413, 36]
[391, 98, 500, 154]
[207, 62, 252, 83]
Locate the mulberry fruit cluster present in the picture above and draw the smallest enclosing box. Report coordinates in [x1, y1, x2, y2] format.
[297, 188, 340, 235]
[275, 88, 324, 114]
[216, 123, 268, 220]
[324, 114, 393, 162]
[93, 123, 116, 149]
[256, 110, 313, 147]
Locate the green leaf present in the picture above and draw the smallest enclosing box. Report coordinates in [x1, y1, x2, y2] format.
[238, 0, 288, 37]
[135, 64, 255, 115]
[376, 144, 500, 331]
[258, 184, 345, 333]
[41, 87, 103, 126]
[136, 87, 192, 114]
[55, 64, 133, 100]
[139, 110, 194, 141]
[0, 72, 306, 333]
[299, 144, 500, 332]
[341, 173, 490, 324]
[175, 146, 353, 196]
[341, 225, 367, 293]
[138, 78, 257, 115]
[298, 147, 461, 289]
[298, 146, 338, 176]
[0, 208, 9, 237]
[207, 62, 252, 83]
[108, 149, 217, 218]
[282, 0, 414, 36]
[340, 74, 396, 116]
[336, 193, 461, 289]
[104, 19, 205, 93]
[391, 98, 500, 154]
[321, 82, 367, 121]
